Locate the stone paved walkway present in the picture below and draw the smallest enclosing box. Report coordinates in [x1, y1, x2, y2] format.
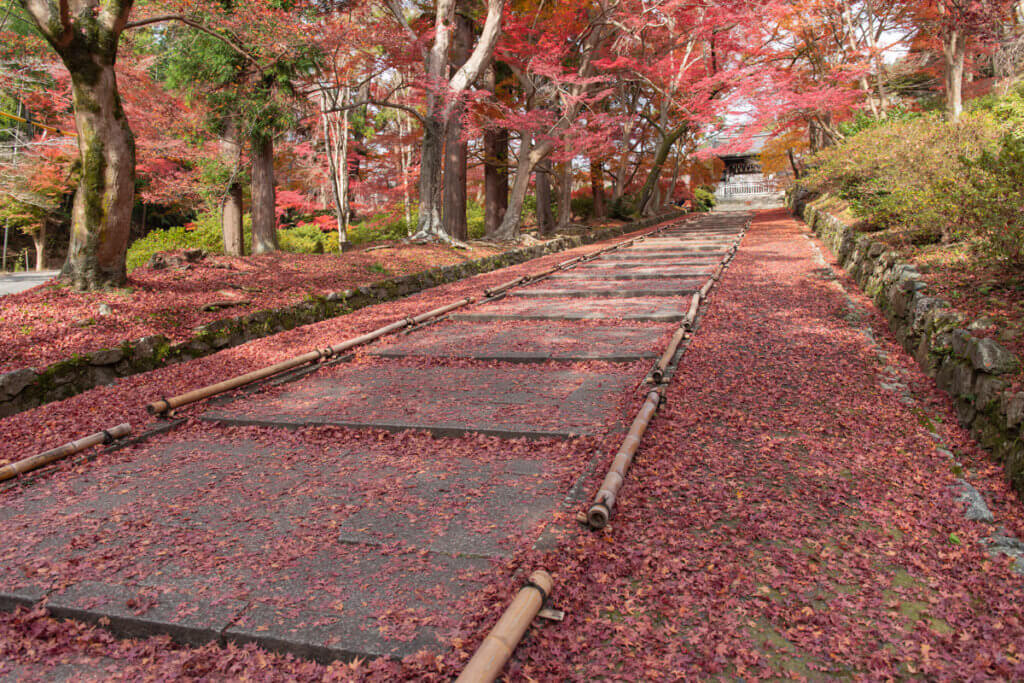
[0, 214, 748, 664]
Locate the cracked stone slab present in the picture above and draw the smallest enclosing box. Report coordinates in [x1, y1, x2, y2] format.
[453, 296, 688, 322]
[373, 321, 665, 362]
[202, 367, 635, 438]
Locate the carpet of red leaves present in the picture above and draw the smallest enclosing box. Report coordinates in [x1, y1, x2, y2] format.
[2, 211, 1023, 680]
[0, 244, 502, 374]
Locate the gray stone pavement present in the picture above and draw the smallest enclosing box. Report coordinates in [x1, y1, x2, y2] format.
[373, 321, 668, 363]
[0, 271, 58, 296]
[0, 212, 751, 665]
[201, 366, 637, 439]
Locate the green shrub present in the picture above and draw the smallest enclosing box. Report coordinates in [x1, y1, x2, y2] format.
[609, 196, 634, 220]
[522, 194, 537, 224]
[960, 133, 1024, 264]
[694, 187, 716, 212]
[805, 97, 1024, 266]
[128, 212, 349, 271]
[804, 111, 1003, 240]
[571, 196, 594, 221]
[467, 199, 486, 239]
[280, 222, 341, 254]
[126, 211, 228, 271]
[347, 212, 413, 245]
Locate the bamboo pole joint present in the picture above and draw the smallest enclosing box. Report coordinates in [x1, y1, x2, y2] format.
[455, 570, 554, 683]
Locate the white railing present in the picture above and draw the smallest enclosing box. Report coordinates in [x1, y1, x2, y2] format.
[716, 179, 778, 198]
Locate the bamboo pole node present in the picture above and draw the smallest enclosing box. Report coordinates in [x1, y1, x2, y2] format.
[586, 390, 662, 530]
[456, 570, 554, 683]
[0, 423, 131, 482]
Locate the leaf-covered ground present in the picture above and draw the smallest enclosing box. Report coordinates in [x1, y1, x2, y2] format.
[0, 243, 504, 374]
[3, 210, 1023, 680]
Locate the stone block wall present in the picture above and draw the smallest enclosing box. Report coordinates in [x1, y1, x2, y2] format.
[0, 212, 683, 418]
[798, 198, 1024, 497]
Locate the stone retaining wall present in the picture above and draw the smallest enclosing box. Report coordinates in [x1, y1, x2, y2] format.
[0, 213, 683, 418]
[797, 197, 1024, 496]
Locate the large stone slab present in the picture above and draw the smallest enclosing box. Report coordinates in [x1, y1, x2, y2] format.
[222, 551, 491, 662]
[629, 241, 735, 250]
[453, 296, 689, 322]
[374, 321, 666, 362]
[511, 277, 699, 298]
[600, 251, 725, 262]
[202, 367, 635, 438]
[562, 265, 714, 280]
[0, 436, 571, 662]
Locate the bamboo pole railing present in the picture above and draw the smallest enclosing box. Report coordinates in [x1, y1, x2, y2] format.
[651, 327, 688, 384]
[0, 423, 131, 482]
[456, 570, 554, 683]
[685, 292, 701, 328]
[587, 390, 662, 529]
[147, 298, 474, 414]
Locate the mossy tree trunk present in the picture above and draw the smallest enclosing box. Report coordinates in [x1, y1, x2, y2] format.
[21, 0, 137, 290]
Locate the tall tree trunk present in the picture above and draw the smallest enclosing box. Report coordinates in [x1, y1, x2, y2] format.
[483, 63, 510, 237]
[22, 0, 137, 290]
[536, 162, 554, 235]
[590, 159, 606, 218]
[220, 118, 244, 256]
[398, 111, 413, 232]
[64, 63, 136, 288]
[944, 29, 967, 121]
[484, 127, 509, 236]
[555, 161, 571, 231]
[394, 0, 505, 244]
[32, 223, 46, 271]
[320, 86, 350, 250]
[250, 134, 277, 254]
[788, 148, 803, 179]
[612, 119, 635, 202]
[222, 184, 244, 256]
[443, 7, 472, 241]
[637, 125, 687, 215]
[415, 114, 446, 238]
